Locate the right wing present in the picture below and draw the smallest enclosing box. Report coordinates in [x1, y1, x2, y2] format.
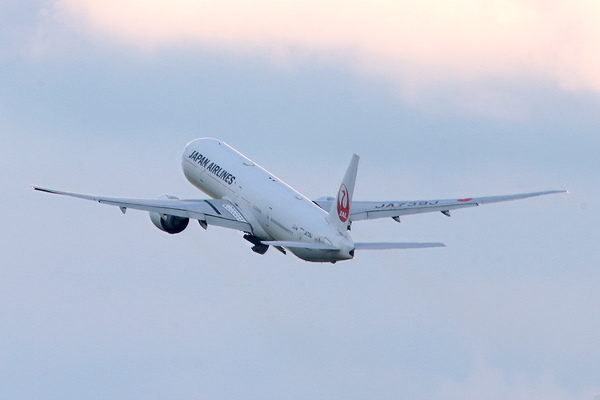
[314, 190, 567, 222]
[32, 187, 253, 232]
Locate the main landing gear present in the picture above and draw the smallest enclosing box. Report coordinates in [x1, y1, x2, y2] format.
[243, 234, 269, 255]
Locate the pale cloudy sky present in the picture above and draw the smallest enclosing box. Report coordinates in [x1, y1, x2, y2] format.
[54, 0, 600, 96]
[1, 1, 599, 399]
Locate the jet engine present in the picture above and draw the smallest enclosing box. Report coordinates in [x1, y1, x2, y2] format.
[149, 195, 189, 234]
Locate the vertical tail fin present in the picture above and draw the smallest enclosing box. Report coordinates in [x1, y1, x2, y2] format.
[327, 154, 359, 233]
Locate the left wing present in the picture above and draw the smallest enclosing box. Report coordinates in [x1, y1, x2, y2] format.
[32, 186, 253, 232]
[314, 190, 567, 222]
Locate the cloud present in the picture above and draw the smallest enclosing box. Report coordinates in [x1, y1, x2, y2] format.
[433, 363, 600, 400]
[53, 0, 600, 98]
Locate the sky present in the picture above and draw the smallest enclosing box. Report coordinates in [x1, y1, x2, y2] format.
[1, 1, 599, 399]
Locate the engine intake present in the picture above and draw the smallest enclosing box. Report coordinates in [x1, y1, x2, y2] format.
[149, 195, 189, 234]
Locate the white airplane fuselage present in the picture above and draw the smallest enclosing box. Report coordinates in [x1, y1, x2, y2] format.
[181, 138, 355, 262]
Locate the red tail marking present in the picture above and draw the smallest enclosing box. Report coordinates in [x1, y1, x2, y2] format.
[337, 184, 350, 222]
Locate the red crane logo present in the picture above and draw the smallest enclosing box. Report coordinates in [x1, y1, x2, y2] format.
[337, 184, 350, 222]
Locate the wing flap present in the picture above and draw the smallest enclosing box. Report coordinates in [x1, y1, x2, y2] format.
[353, 202, 479, 220]
[32, 186, 253, 232]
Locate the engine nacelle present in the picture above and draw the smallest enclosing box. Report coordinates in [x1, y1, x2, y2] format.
[149, 195, 189, 234]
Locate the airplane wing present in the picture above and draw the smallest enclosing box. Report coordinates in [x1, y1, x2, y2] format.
[314, 190, 567, 222]
[32, 186, 253, 232]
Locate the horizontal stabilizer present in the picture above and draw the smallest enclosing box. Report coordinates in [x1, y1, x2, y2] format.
[354, 242, 445, 250]
[261, 241, 340, 250]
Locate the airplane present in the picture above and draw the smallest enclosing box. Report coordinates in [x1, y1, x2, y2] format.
[33, 138, 567, 263]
